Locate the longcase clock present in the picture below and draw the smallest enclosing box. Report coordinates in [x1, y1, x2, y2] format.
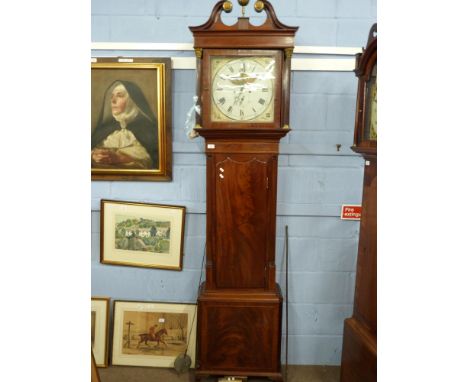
[189, 1, 297, 381]
[340, 24, 377, 382]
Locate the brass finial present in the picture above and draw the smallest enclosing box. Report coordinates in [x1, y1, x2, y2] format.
[238, 0, 249, 16]
[254, 0, 264, 12]
[222, 1, 233, 13]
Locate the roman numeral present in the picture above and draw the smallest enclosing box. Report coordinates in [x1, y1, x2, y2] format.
[252, 107, 257, 113]
[258, 98, 266, 105]
[262, 88, 269, 92]
[228, 66, 234, 73]
[227, 106, 233, 114]
[218, 97, 226, 105]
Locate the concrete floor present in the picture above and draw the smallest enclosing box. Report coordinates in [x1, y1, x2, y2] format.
[98, 365, 340, 382]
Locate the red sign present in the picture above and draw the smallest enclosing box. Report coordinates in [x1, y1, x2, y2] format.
[341, 205, 362, 220]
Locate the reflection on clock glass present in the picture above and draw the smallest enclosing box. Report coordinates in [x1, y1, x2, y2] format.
[211, 57, 276, 122]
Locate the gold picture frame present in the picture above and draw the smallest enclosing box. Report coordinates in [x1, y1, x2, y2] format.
[100, 199, 186, 270]
[91, 58, 172, 181]
[91, 351, 102, 382]
[112, 300, 197, 368]
[91, 297, 110, 367]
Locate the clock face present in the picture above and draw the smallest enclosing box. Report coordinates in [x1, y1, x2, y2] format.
[364, 64, 377, 141]
[369, 80, 377, 140]
[211, 56, 276, 123]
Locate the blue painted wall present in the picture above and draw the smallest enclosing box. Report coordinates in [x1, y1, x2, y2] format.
[91, 0, 376, 365]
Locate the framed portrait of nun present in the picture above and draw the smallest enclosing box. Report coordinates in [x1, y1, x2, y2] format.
[91, 58, 172, 181]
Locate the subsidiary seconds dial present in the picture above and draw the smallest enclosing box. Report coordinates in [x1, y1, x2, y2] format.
[211, 57, 276, 122]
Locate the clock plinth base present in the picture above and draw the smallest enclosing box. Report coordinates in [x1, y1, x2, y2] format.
[340, 318, 377, 382]
[195, 371, 283, 382]
[196, 283, 283, 381]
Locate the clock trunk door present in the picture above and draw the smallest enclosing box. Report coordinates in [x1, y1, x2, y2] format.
[214, 155, 271, 289]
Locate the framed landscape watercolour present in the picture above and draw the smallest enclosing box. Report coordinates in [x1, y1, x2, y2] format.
[100, 200, 186, 270]
[112, 300, 197, 368]
[91, 297, 110, 367]
[91, 58, 172, 181]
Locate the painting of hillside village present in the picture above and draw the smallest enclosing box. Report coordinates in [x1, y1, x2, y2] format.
[121, 310, 189, 357]
[115, 215, 171, 254]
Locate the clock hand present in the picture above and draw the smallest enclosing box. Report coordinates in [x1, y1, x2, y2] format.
[239, 94, 246, 107]
[233, 86, 245, 106]
[219, 72, 257, 86]
[244, 83, 266, 92]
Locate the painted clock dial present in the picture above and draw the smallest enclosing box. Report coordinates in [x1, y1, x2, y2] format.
[369, 80, 377, 140]
[364, 64, 377, 140]
[211, 56, 276, 123]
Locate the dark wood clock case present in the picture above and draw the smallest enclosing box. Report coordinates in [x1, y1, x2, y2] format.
[189, 2, 297, 381]
[340, 24, 377, 382]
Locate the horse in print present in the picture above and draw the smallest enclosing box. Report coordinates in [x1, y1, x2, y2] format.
[137, 327, 168, 348]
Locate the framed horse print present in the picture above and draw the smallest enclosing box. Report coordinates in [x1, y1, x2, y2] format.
[91, 297, 110, 367]
[111, 300, 197, 368]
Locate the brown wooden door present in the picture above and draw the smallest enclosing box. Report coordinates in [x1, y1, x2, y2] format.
[213, 155, 271, 289]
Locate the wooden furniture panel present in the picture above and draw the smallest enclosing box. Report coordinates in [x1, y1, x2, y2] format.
[341, 156, 377, 382]
[353, 159, 377, 330]
[199, 303, 280, 370]
[196, 285, 283, 380]
[204, 144, 279, 292]
[191, 2, 297, 381]
[213, 155, 272, 289]
[341, 318, 377, 382]
[340, 23, 377, 382]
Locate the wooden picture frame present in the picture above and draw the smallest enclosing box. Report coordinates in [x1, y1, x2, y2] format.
[100, 200, 186, 270]
[91, 297, 110, 367]
[112, 300, 197, 368]
[91, 57, 172, 181]
[91, 351, 102, 382]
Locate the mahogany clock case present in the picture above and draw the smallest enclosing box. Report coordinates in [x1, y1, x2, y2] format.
[340, 23, 377, 382]
[196, 285, 283, 381]
[202, 139, 282, 292]
[340, 157, 377, 382]
[353, 24, 377, 155]
[190, 2, 297, 381]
